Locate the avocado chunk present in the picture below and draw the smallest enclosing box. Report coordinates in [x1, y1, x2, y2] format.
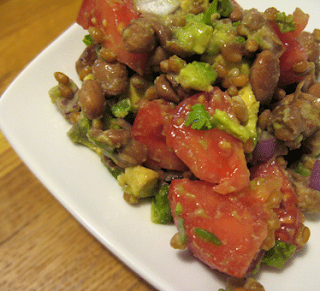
[117, 165, 159, 203]
[170, 13, 213, 55]
[178, 61, 218, 91]
[206, 20, 242, 55]
[237, 84, 259, 143]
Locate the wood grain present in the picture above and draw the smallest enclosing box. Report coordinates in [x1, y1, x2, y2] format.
[0, 1, 156, 290]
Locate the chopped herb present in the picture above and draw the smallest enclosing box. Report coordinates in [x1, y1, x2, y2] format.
[83, 34, 94, 46]
[111, 98, 132, 118]
[232, 20, 241, 27]
[203, 0, 233, 25]
[185, 104, 251, 143]
[194, 227, 222, 246]
[236, 36, 246, 43]
[185, 103, 214, 130]
[262, 240, 296, 269]
[295, 162, 311, 176]
[275, 12, 297, 33]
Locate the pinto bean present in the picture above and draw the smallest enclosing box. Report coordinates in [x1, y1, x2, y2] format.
[239, 9, 284, 58]
[75, 44, 98, 76]
[297, 31, 320, 63]
[220, 42, 244, 63]
[155, 74, 180, 103]
[249, 50, 280, 105]
[92, 59, 128, 96]
[78, 79, 106, 120]
[122, 18, 157, 54]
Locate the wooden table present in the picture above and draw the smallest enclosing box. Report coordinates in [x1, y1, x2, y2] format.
[0, 1, 156, 290]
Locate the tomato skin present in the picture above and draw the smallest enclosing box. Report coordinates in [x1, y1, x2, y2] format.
[250, 159, 305, 248]
[269, 9, 309, 87]
[76, 0, 150, 74]
[169, 178, 269, 278]
[166, 88, 250, 194]
[132, 100, 188, 171]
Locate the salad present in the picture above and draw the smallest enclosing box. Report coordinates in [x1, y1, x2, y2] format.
[49, 0, 320, 289]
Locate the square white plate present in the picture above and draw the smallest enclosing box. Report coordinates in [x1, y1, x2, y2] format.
[1, 0, 320, 290]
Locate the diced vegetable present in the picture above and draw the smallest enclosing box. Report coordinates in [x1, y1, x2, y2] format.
[117, 165, 159, 203]
[169, 178, 270, 278]
[151, 183, 172, 224]
[250, 159, 309, 248]
[76, 0, 150, 74]
[166, 88, 250, 194]
[178, 61, 218, 91]
[308, 160, 320, 191]
[132, 99, 188, 171]
[262, 240, 296, 269]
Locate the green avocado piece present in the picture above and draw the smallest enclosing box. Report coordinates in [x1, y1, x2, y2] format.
[171, 13, 213, 55]
[178, 61, 218, 91]
[117, 165, 159, 202]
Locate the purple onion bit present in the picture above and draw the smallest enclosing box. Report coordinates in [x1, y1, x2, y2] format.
[308, 160, 320, 191]
[251, 138, 277, 164]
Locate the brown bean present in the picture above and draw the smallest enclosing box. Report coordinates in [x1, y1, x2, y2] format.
[220, 42, 244, 63]
[78, 79, 106, 120]
[229, 4, 243, 22]
[297, 31, 320, 63]
[155, 74, 180, 103]
[92, 59, 128, 96]
[249, 50, 280, 105]
[122, 18, 157, 54]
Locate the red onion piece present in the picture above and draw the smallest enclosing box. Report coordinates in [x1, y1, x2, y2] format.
[308, 160, 320, 191]
[251, 138, 277, 164]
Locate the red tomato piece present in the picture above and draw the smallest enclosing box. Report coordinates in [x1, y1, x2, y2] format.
[250, 159, 306, 248]
[132, 100, 188, 171]
[277, 39, 308, 87]
[269, 8, 309, 87]
[76, 0, 150, 74]
[169, 178, 269, 278]
[166, 88, 250, 194]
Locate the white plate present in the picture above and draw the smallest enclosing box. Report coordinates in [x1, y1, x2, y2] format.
[1, 0, 320, 290]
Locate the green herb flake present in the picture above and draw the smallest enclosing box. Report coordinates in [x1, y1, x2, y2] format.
[83, 34, 94, 46]
[111, 98, 132, 118]
[185, 104, 251, 143]
[185, 103, 214, 130]
[203, 0, 233, 25]
[275, 12, 297, 33]
[262, 240, 296, 269]
[236, 36, 246, 43]
[194, 227, 222, 246]
[295, 162, 311, 176]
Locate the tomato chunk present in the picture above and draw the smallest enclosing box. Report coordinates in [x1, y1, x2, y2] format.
[166, 88, 250, 194]
[169, 178, 269, 278]
[76, 0, 150, 74]
[132, 100, 188, 171]
[250, 159, 306, 248]
[269, 8, 309, 87]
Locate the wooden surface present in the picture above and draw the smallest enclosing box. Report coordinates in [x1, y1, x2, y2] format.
[0, 1, 156, 290]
